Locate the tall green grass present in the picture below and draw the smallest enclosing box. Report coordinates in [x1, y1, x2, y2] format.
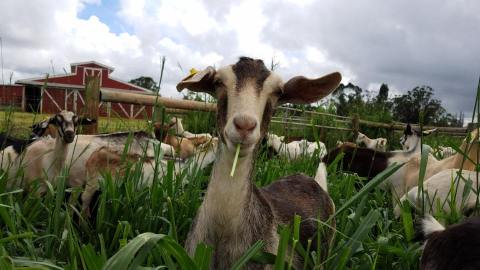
[0, 104, 477, 269]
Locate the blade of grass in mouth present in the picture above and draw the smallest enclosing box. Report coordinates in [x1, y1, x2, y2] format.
[230, 144, 241, 177]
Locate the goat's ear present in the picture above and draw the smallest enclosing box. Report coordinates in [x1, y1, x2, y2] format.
[78, 117, 97, 125]
[278, 72, 341, 105]
[422, 128, 437, 136]
[176, 66, 216, 95]
[405, 124, 413, 135]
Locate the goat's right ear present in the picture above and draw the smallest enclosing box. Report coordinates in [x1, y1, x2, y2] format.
[176, 66, 216, 95]
[278, 72, 341, 105]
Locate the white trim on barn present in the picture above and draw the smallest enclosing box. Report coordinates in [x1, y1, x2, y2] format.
[70, 61, 115, 73]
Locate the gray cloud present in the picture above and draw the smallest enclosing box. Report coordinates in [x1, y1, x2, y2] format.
[262, 0, 480, 114]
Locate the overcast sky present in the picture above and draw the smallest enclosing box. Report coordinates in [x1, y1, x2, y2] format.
[1, 0, 479, 118]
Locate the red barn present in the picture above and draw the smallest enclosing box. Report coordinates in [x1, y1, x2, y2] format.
[0, 84, 25, 110]
[11, 61, 155, 118]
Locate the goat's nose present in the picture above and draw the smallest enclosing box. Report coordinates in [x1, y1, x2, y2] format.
[233, 115, 257, 136]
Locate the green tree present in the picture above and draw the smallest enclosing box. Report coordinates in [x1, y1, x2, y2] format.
[129, 76, 160, 93]
[376, 83, 389, 103]
[392, 86, 444, 125]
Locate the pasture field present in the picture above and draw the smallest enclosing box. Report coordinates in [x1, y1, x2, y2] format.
[0, 109, 472, 270]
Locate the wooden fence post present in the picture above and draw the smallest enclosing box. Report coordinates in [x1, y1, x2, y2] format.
[83, 75, 100, 134]
[352, 114, 360, 141]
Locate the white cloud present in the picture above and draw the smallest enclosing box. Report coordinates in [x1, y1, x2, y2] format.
[0, 0, 479, 116]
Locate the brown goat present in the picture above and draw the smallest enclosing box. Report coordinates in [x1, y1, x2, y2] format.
[177, 57, 339, 269]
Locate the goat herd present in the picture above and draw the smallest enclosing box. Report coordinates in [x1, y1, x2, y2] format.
[1, 57, 479, 269]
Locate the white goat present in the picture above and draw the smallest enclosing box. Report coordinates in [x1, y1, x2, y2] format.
[171, 117, 213, 140]
[395, 169, 479, 217]
[356, 132, 387, 151]
[299, 139, 327, 159]
[266, 133, 302, 160]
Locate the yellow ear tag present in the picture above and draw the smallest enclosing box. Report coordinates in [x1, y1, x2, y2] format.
[189, 68, 198, 75]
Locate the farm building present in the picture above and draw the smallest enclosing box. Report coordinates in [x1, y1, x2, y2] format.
[0, 61, 155, 119]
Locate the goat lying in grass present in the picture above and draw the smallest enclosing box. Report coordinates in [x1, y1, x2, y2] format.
[267, 133, 327, 160]
[177, 57, 339, 269]
[420, 215, 480, 270]
[356, 132, 387, 151]
[153, 121, 209, 159]
[397, 128, 479, 199]
[394, 169, 479, 217]
[4, 111, 81, 192]
[170, 117, 213, 140]
[323, 124, 427, 181]
[81, 137, 219, 214]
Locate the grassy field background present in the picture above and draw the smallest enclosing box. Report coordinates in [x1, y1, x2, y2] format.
[0, 109, 472, 269]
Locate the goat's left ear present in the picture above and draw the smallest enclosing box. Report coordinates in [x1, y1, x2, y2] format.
[78, 117, 97, 125]
[279, 72, 341, 105]
[422, 128, 437, 136]
[176, 66, 216, 95]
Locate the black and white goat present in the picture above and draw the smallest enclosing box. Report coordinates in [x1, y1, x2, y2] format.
[420, 215, 480, 270]
[323, 124, 429, 181]
[177, 57, 339, 269]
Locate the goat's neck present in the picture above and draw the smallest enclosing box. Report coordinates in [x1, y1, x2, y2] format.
[453, 141, 479, 170]
[360, 135, 373, 147]
[203, 144, 254, 224]
[52, 134, 69, 173]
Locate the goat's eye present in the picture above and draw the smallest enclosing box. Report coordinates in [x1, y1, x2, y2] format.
[214, 79, 223, 88]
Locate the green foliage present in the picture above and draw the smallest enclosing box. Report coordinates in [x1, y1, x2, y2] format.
[0, 99, 475, 269]
[129, 77, 160, 93]
[331, 83, 463, 127]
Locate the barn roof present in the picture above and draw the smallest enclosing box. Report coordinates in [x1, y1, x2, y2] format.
[16, 61, 151, 93]
[70, 61, 115, 74]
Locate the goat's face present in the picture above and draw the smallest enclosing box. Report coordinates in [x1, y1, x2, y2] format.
[50, 111, 78, 143]
[355, 132, 366, 144]
[400, 124, 436, 151]
[177, 57, 341, 155]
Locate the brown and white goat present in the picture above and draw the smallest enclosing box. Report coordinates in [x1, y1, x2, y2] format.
[81, 137, 220, 214]
[177, 57, 339, 269]
[153, 121, 209, 159]
[420, 215, 480, 270]
[6, 111, 80, 192]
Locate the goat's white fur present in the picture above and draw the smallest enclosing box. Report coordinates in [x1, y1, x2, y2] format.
[315, 162, 328, 192]
[356, 132, 387, 151]
[394, 169, 479, 217]
[422, 215, 445, 236]
[171, 117, 213, 140]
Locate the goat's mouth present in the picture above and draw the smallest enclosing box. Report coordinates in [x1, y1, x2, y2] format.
[223, 133, 256, 154]
[63, 133, 75, 143]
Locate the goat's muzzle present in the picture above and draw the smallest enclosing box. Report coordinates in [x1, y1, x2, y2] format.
[233, 115, 257, 139]
[63, 131, 75, 143]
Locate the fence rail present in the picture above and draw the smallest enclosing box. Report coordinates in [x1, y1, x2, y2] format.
[98, 89, 469, 137]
